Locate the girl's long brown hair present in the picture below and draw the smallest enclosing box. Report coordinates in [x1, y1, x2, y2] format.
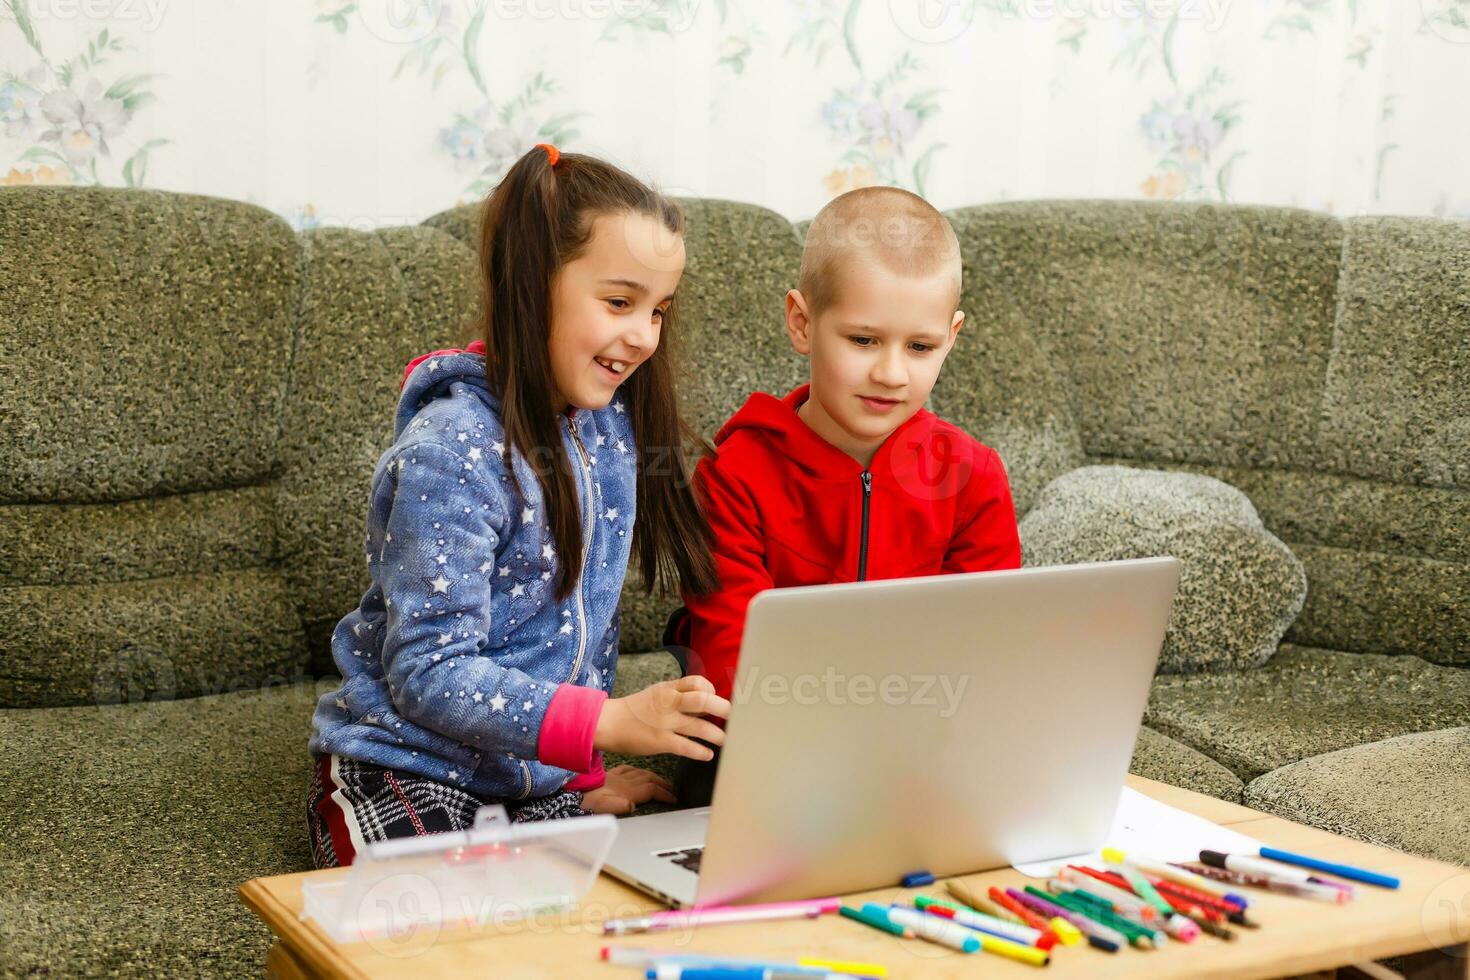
[475, 147, 716, 602]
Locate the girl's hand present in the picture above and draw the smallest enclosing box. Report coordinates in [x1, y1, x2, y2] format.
[593, 675, 731, 761]
[580, 765, 678, 816]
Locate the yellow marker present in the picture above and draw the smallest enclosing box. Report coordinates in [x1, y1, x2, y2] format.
[1049, 915, 1084, 946]
[800, 959, 888, 977]
[974, 931, 1051, 968]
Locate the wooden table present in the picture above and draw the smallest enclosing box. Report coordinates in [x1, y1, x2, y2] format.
[241, 776, 1470, 979]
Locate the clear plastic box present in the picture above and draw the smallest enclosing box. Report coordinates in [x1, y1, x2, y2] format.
[300, 804, 619, 944]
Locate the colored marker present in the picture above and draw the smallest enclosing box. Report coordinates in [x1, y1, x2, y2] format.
[1011, 887, 1111, 952]
[1058, 893, 1158, 946]
[1258, 846, 1400, 889]
[1128, 877, 1236, 939]
[984, 887, 1051, 931]
[603, 898, 840, 934]
[1068, 887, 1165, 941]
[1018, 887, 1127, 951]
[1062, 866, 1159, 921]
[901, 905, 1050, 967]
[1310, 876, 1356, 896]
[1044, 887, 1157, 950]
[1149, 877, 1254, 924]
[986, 887, 1071, 944]
[840, 904, 912, 938]
[911, 896, 1055, 949]
[801, 961, 886, 978]
[1079, 867, 1200, 941]
[644, 968, 864, 980]
[1179, 862, 1350, 903]
[1105, 847, 1233, 900]
[602, 948, 886, 976]
[869, 904, 980, 954]
[943, 879, 1025, 924]
[1201, 849, 1324, 886]
[1102, 856, 1175, 918]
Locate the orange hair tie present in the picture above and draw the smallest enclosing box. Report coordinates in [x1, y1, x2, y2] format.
[535, 142, 560, 167]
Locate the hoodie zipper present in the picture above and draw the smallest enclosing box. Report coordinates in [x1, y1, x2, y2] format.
[565, 417, 594, 685]
[512, 418, 595, 800]
[857, 470, 873, 581]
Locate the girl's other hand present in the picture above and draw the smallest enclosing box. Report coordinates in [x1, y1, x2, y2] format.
[592, 675, 731, 761]
[580, 765, 677, 815]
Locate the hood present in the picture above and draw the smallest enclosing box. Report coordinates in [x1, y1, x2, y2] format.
[394, 339, 494, 439]
[713, 384, 930, 478]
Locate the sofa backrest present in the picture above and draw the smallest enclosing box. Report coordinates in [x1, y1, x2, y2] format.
[948, 200, 1467, 667]
[3, 188, 1464, 710]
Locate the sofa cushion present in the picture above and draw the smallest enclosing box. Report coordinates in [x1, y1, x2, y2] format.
[1245, 728, 1470, 866]
[1087, 459, 1470, 667]
[0, 187, 301, 502]
[0, 682, 324, 975]
[5, 569, 307, 708]
[1129, 726, 1245, 803]
[1019, 465, 1307, 673]
[0, 187, 310, 706]
[1147, 645, 1470, 780]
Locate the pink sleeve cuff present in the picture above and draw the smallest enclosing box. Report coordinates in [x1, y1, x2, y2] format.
[564, 755, 606, 792]
[537, 683, 607, 773]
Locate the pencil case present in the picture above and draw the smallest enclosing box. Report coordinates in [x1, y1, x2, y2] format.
[300, 803, 619, 944]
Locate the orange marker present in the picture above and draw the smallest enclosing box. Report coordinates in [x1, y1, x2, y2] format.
[989, 886, 1062, 944]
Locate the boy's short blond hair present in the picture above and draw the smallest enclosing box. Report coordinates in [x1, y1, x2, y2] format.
[798, 186, 961, 317]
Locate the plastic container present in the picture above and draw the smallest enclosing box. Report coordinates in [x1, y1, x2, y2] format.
[300, 804, 618, 944]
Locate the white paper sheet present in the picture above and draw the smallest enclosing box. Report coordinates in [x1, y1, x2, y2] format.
[1013, 787, 1263, 877]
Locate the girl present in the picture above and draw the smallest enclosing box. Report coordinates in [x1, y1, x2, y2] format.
[306, 144, 727, 869]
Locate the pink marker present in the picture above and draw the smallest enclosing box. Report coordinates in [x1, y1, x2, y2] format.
[601, 898, 841, 934]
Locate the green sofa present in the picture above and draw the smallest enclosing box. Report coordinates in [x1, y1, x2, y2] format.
[1, 186, 1465, 976]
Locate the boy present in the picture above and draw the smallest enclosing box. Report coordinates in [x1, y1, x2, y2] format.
[667, 186, 1022, 799]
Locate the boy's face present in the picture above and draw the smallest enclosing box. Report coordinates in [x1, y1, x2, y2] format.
[786, 261, 963, 465]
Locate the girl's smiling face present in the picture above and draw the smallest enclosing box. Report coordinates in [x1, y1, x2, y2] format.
[548, 210, 685, 412]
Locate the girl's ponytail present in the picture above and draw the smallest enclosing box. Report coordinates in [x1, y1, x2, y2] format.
[477, 146, 582, 601]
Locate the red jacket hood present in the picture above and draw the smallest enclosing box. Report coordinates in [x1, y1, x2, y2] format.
[712, 384, 934, 480]
[681, 384, 1022, 700]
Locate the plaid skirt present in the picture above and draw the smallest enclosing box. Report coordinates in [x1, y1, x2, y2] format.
[305, 753, 589, 869]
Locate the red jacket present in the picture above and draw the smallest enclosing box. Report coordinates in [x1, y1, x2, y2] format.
[680, 385, 1023, 699]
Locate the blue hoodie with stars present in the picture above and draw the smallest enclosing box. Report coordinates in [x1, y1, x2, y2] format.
[308, 341, 635, 800]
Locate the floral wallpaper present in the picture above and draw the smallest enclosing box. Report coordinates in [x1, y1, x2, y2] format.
[1, 0, 1466, 227]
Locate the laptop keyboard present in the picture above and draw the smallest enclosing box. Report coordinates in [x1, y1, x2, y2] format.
[655, 846, 704, 873]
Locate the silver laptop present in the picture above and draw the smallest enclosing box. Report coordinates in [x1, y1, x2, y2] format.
[602, 557, 1180, 908]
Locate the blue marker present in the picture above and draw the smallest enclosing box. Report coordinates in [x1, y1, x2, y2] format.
[1258, 846, 1401, 890]
[645, 967, 860, 980]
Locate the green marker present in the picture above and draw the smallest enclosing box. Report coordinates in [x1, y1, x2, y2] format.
[1103, 847, 1176, 918]
[1048, 890, 1160, 949]
[840, 903, 912, 938]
